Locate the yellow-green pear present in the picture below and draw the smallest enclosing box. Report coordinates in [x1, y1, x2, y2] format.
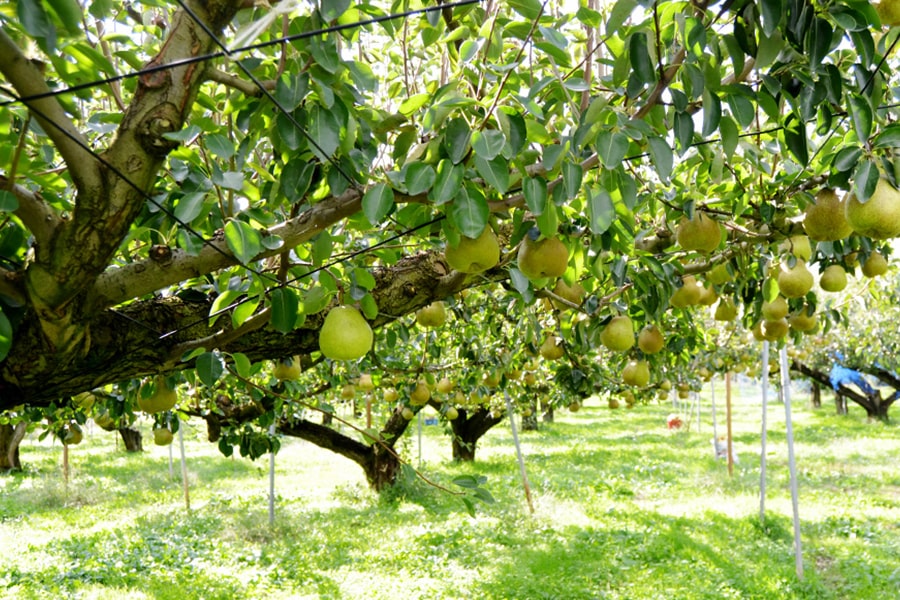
[551, 279, 586, 309]
[804, 189, 853, 241]
[383, 387, 399, 403]
[638, 325, 665, 354]
[139, 376, 177, 414]
[861, 252, 889, 277]
[357, 373, 375, 392]
[600, 315, 635, 352]
[622, 360, 651, 387]
[761, 318, 790, 341]
[444, 406, 459, 420]
[154, 428, 174, 446]
[319, 305, 373, 361]
[707, 263, 733, 285]
[340, 384, 356, 399]
[675, 212, 722, 253]
[416, 301, 447, 327]
[777, 261, 814, 298]
[401, 406, 415, 420]
[539, 335, 564, 360]
[410, 381, 431, 406]
[820, 264, 848, 292]
[714, 297, 739, 321]
[789, 308, 818, 333]
[517, 235, 569, 280]
[779, 235, 813, 261]
[876, 0, 900, 26]
[697, 282, 718, 306]
[273, 356, 302, 381]
[846, 178, 900, 239]
[436, 377, 455, 394]
[761, 296, 789, 320]
[669, 275, 703, 308]
[444, 228, 500, 273]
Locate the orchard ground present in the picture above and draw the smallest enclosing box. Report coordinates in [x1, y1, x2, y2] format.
[2, 379, 899, 600]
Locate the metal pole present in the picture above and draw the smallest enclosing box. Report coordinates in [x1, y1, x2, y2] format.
[780, 346, 804, 580]
[505, 392, 534, 514]
[760, 341, 770, 522]
[268, 424, 275, 527]
[178, 422, 190, 511]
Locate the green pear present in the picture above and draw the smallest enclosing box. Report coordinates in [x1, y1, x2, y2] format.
[416, 301, 447, 327]
[675, 212, 722, 253]
[819, 264, 848, 292]
[861, 252, 889, 277]
[517, 235, 569, 280]
[637, 325, 665, 354]
[777, 260, 814, 298]
[445, 228, 500, 273]
[319, 305, 373, 361]
[273, 355, 302, 381]
[600, 315, 635, 352]
[846, 178, 900, 239]
[804, 189, 853, 241]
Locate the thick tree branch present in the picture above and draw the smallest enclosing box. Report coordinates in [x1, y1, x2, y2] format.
[0, 31, 102, 195]
[0, 175, 61, 247]
[206, 68, 275, 96]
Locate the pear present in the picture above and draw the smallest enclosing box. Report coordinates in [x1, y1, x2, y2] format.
[401, 407, 415, 420]
[357, 373, 375, 392]
[707, 263, 733, 285]
[444, 227, 500, 273]
[779, 235, 813, 261]
[622, 360, 651, 387]
[714, 297, 738, 321]
[551, 279, 586, 309]
[777, 261, 814, 298]
[436, 377, 455, 394]
[638, 325, 665, 354]
[819, 264, 848, 292]
[318, 305, 373, 361]
[63, 424, 83, 446]
[416, 301, 447, 327]
[607, 398, 620, 409]
[341, 384, 356, 399]
[444, 406, 459, 420]
[669, 275, 703, 307]
[517, 235, 569, 280]
[675, 212, 722, 253]
[861, 252, 889, 277]
[153, 428, 174, 446]
[761, 318, 790, 341]
[600, 315, 635, 352]
[804, 189, 853, 241]
[273, 356, 302, 381]
[139, 376, 177, 413]
[846, 178, 900, 239]
[539, 335, 564, 360]
[410, 381, 431, 406]
[876, 0, 900, 26]
[697, 282, 718, 306]
[761, 296, 789, 320]
[789, 308, 818, 333]
[383, 387, 399, 403]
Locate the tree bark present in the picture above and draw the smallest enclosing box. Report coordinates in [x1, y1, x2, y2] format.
[449, 407, 504, 462]
[810, 382, 821, 408]
[835, 392, 848, 415]
[521, 403, 539, 432]
[0, 422, 27, 470]
[118, 428, 143, 452]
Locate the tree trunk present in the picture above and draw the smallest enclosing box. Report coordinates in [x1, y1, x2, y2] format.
[449, 407, 504, 462]
[835, 392, 848, 415]
[0, 422, 27, 470]
[118, 428, 143, 452]
[541, 399, 554, 423]
[810, 383, 821, 408]
[363, 446, 402, 492]
[521, 405, 539, 431]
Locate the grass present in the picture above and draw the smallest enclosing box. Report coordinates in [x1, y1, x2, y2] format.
[2, 378, 899, 599]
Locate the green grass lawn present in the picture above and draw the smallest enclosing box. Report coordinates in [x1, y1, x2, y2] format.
[2, 380, 899, 599]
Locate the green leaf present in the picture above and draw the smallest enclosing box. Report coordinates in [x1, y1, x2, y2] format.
[782, 116, 808, 165]
[874, 126, 900, 149]
[760, 0, 784, 37]
[429, 159, 463, 205]
[0, 191, 19, 212]
[562, 160, 582, 199]
[443, 118, 471, 164]
[806, 17, 832, 72]
[537, 204, 559, 238]
[224, 220, 262, 265]
[674, 112, 694, 154]
[701, 90, 721, 138]
[449, 188, 489, 238]
[508, 0, 543, 19]
[854, 160, 879, 203]
[281, 159, 315, 203]
[763, 277, 779, 303]
[269, 287, 300, 333]
[720, 116, 739, 159]
[832, 146, 862, 172]
[404, 162, 436, 195]
[196, 352, 225, 387]
[474, 155, 509, 193]
[399, 93, 431, 116]
[300, 285, 330, 315]
[606, 0, 637, 33]
[46, 0, 84, 34]
[362, 183, 394, 224]
[231, 297, 259, 329]
[849, 94, 873, 143]
[275, 113, 303, 150]
[232, 352, 252, 379]
[628, 32, 655, 84]
[471, 130, 507, 160]
[523, 176, 547, 216]
[588, 187, 615, 235]
[726, 93, 755, 129]
[647, 137, 673, 183]
[595, 130, 629, 169]
[309, 105, 340, 160]
[17, 0, 56, 52]
[0, 310, 12, 362]
[320, 0, 351, 21]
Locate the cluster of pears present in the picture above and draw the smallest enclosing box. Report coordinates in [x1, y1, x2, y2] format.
[805, 184, 900, 241]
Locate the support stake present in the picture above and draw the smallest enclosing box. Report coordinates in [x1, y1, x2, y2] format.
[780, 346, 804, 580]
[726, 372, 734, 477]
[759, 341, 770, 523]
[505, 392, 534, 514]
[268, 424, 275, 527]
[178, 422, 190, 511]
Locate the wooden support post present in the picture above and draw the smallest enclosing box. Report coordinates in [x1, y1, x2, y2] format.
[505, 392, 534, 514]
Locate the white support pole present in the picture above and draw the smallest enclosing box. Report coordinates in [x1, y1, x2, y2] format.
[178, 421, 190, 511]
[759, 341, 770, 522]
[505, 392, 534, 514]
[168, 442, 174, 478]
[710, 377, 718, 442]
[417, 410, 423, 468]
[726, 372, 734, 477]
[780, 346, 804, 580]
[268, 423, 276, 527]
[696, 388, 701, 433]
